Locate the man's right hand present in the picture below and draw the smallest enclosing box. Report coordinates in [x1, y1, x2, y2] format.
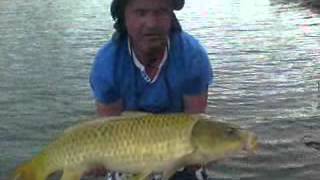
[96, 100, 123, 117]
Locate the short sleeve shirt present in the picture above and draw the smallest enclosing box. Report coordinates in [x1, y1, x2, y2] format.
[90, 31, 213, 113]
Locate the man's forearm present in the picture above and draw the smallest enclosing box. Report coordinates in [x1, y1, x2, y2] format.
[96, 99, 123, 117]
[183, 92, 208, 114]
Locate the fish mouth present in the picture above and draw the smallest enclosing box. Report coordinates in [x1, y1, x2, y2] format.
[243, 132, 258, 154]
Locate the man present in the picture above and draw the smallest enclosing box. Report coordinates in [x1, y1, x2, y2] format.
[90, 0, 213, 179]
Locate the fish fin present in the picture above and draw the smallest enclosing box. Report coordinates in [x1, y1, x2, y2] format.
[161, 155, 190, 180]
[121, 111, 152, 117]
[11, 161, 45, 180]
[162, 167, 180, 180]
[64, 112, 151, 134]
[60, 168, 84, 180]
[162, 169, 177, 180]
[132, 171, 152, 180]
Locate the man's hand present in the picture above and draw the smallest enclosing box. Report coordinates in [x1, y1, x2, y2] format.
[96, 100, 123, 117]
[183, 92, 208, 114]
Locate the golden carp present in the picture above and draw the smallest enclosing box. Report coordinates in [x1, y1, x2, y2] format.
[12, 113, 257, 180]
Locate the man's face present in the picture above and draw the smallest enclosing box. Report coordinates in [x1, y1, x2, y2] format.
[125, 0, 172, 55]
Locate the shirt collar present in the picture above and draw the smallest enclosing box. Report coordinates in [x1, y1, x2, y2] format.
[128, 37, 170, 83]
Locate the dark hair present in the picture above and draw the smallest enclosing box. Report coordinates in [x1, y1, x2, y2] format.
[110, 0, 183, 38]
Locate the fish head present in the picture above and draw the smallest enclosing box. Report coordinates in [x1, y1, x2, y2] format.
[191, 115, 258, 163]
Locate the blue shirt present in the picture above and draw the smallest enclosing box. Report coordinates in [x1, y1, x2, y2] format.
[90, 31, 213, 113]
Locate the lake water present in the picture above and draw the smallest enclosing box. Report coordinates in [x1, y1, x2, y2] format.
[1, 0, 320, 179]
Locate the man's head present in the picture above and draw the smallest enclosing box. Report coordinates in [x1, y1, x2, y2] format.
[111, 0, 184, 32]
[110, 0, 184, 34]
[111, 0, 184, 57]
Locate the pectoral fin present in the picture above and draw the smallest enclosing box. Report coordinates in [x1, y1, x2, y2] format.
[162, 168, 178, 180]
[162, 155, 191, 180]
[60, 168, 84, 180]
[132, 171, 152, 180]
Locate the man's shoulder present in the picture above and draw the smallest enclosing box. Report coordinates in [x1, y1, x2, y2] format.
[177, 31, 198, 41]
[94, 36, 128, 67]
[171, 31, 207, 56]
[96, 38, 126, 59]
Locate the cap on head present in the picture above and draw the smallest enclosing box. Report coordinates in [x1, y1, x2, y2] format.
[173, 0, 185, 10]
[111, 0, 185, 12]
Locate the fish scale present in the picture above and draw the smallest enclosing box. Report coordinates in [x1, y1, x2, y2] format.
[12, 113, 258, 180]
[45, 114, 196, 173]
[95, 114, 196, 170]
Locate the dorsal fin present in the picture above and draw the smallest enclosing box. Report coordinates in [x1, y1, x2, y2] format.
[121, 111, 152, 117]
[64, 111, 152, 134]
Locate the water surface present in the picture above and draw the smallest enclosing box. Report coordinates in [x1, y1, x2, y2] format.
[1, 0, 320, 179]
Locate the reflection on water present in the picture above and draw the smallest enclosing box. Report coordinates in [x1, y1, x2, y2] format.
[0, 0, 320, 179]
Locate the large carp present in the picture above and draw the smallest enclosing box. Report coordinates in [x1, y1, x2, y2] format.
[12, 113, 257, 180]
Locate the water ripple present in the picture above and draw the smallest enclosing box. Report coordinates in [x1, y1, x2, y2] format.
[1, 0, 320, 179]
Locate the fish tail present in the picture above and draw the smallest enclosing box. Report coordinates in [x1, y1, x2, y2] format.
[12, 160, 46, 180]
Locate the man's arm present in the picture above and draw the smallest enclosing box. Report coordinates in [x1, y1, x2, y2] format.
[183, 92, 208, 114]
[96, 99, 123, 117]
